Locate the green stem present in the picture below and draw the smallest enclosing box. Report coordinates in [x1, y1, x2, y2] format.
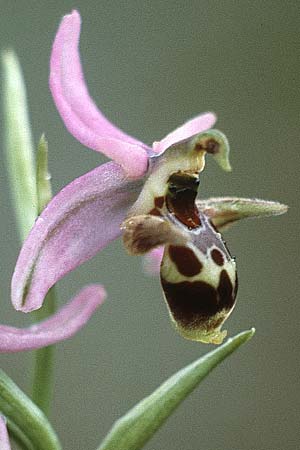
[31, 135, 56, 417]
[31, 288, 56, 417]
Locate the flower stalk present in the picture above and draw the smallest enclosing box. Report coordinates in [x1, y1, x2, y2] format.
[31, 136, 56, 415]
[31, 290, 56, 416]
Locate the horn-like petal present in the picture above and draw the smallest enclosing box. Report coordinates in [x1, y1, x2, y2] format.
[197, 197, 288, 231]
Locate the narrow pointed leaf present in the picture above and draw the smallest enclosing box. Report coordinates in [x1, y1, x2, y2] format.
[0, 369, 61, 450]
[2, 50, 37, 241]
[97, 329, 255, 450]
[4, 419, 34, 450]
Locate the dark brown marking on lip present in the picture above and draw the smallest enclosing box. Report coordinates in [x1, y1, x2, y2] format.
[166, 173, 201, 229]
[195, 138, 220, 155]
[234, 270, 238, 298]
[217, 270, 235, 310]
[161, 269, 236, 329]
[211, 248, 225, 266]
[169, 245, 203, 277]
[149, 208, 162, 216]
[154, 196, 164, 209]
[161, 278, 218, 327]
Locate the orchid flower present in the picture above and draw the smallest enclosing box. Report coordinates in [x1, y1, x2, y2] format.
[11, 10, 287, 345]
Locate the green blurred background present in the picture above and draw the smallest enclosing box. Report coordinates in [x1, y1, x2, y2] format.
[0, 1, 299, 449]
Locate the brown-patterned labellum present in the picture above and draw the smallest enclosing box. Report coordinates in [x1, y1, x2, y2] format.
[160, 223, 237, 343]
[159, 172, 237, 344]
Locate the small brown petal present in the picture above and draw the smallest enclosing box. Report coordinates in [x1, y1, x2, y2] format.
[121, 215, 189, 255]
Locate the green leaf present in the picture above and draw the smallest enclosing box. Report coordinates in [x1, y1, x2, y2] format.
[0, 369, 61, 450]
[97, 329, 255, 450]
[2, 50, 37, 241]
[5, 419, 35, 450]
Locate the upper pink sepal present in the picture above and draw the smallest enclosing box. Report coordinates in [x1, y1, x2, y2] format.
[0, 285, 105, 353]
[11, 162, 142, 312]
[153, 112, 217, 154]
[50, 10, 149, 178]
[0, 417, 10, 450]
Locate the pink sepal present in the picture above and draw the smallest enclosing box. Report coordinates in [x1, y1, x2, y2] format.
[2, 285, 105, 352]
[50, 10, 149, 178]
[12, 162, 142, 312]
